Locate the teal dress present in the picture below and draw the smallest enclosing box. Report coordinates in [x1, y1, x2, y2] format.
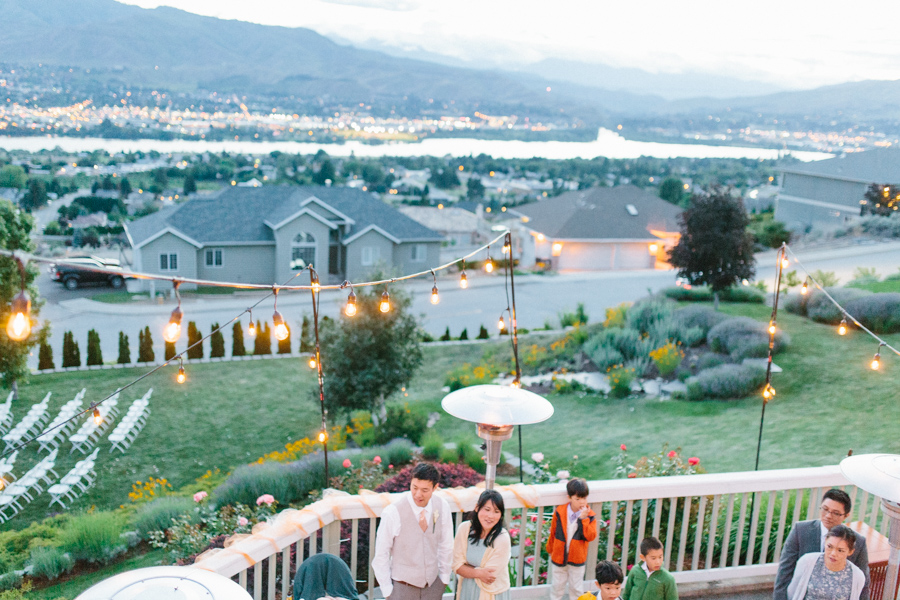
[458, 537, 511, 600]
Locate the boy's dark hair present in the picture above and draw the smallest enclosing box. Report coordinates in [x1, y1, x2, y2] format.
[566, 477, 589, 498]
[410, 463, 440, 486]
[640, 536, 663, 556]
[595, 560, 624, 585]
[823, 489, 852, 515]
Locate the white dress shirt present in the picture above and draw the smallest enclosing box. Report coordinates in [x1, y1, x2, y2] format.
[371, 492, 454, 598]
[820, 522, 828, 551]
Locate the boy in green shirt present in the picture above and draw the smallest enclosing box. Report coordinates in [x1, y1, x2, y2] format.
[622, 537, 678, 600]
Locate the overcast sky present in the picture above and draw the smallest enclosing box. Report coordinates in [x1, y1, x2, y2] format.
[120, 0, 900, 89]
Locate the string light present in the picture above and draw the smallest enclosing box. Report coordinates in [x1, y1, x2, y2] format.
[800, 278, 809, 295]
[272, 290, 289, 341]
[311, 270, 320, 293]
[768, 321, 776, 335]
[379, 290, 391, 313]
[502, 241, 511, 255]
[345, 288, 357, 317]
[430, 271, 439, 305]
[92, 406, 102, 426]
[248, 310, 256, 336]
[176, 357, 186, 384]
[317, 430, 327, 443]
[497, 313, 506, 330]
[871, 344, 884, 371]
[838, 318, 848, 336]
[762, 383, 776, 401]
[308, 357, 317, 369]
[460, 268, 468, 289]
[163, 283, 183, 343]
[5, 290, 31, 341]
[781, 256, 789, 269]
[484, 247, 494, 273]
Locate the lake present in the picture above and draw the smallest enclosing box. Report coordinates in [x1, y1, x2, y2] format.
[0, 128, 831, 161]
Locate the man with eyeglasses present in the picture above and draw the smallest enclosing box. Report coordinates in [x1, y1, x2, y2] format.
[773, 489, 869, 600]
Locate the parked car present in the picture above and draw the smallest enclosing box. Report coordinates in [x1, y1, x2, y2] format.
[49, 256, 126, 290]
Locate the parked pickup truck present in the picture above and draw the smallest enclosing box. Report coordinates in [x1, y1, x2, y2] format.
[49, 256, 127, 290]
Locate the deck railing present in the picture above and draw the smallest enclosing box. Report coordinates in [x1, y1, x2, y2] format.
[192, 465, 888, 600]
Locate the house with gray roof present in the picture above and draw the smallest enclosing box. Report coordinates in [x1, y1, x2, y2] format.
[124, 186, 444, 289]
[510, 185, 682, 270]
[775, 149, 900, 231]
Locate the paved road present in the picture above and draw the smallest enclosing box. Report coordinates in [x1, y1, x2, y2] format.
[31, 240, 900, 368]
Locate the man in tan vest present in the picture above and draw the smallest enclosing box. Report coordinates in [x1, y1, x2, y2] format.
[372, 463, 453, 600]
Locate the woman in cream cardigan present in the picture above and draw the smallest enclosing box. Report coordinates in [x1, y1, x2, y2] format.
[452, 490, 511, 600]
[787, 525, 866, 600]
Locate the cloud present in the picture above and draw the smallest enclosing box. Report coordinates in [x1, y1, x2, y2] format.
[317, 0, 421, 10]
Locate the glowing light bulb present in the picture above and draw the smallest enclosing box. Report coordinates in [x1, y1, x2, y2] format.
[781, 257, 789, 269]
[502, 243, 511, 255]
[431, 285, 439, 305]
[248, 321, 256, 336]
[380, 291, 391, 313]
[92, 407, 102, 426]
[308, 357, 317, 369]
[768, 322, 776, 335]
[176, 366, 186, 384]
[460, 271, 468, 289]
[311, 272, 320, 293]
[762, 384, 775, 401]
[871, 353, 881, 371]
[345, 290, 357, 316]
[484, 258, 494, 273]
[800, 280, 808, 295]
[5, 290, 31, 341]
[838, 319, 847, 336]
[272, 310, 289, 341]
[317, 430, 327, 443]
[498, 316, 506, 330]
[163, 306, 183, 343]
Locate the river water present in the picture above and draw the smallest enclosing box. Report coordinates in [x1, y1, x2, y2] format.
[0, 128, 830, 161]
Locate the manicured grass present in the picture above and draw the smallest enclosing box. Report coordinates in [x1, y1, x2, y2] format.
[90, 291, 150, 304]
[848, 279, 900, 293]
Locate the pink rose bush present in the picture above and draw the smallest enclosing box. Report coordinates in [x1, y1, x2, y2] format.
[193, 491, 208, 503]
[256, 494, 275, 506]
[342, 458, 352, 468]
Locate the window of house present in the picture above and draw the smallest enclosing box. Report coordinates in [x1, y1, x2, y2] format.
[410, 244, 427, 262]
[291, 231, 316, 270]
[159, 253, 178, 271]
[361, 246, 379, 266]
[205, 249, 223, 268]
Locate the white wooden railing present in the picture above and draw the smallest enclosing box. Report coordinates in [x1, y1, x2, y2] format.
[191, 465, 888, 600]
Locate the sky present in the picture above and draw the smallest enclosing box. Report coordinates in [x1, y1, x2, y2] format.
[118, 0, 900, 89]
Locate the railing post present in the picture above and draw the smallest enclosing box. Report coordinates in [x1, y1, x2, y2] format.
[322, 519, 342, 556]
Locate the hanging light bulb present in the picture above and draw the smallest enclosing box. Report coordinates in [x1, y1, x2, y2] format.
[870, 352, 881, 371]
[762, 383, 776, 401]
[345, 289, 357, 316]
[460, 270, 468, 289]
[163, 305, 183, 343]
[92, 407, 102, 426]
[272, 310, 289, 341]
[308, 357, 317, 369]
[5, 290, 31, 341]
[498, 314, 506, 330]
[502, 241, 511, 255]
[310, 270, 320, 293]
[838, 318, 848, 336]
[176, 365, 186, 384]
[800, 278, 809, 295]
[248, 320, 256, 337]
[317, 430, 328, 443]
[380, 290, 391, 313]
[431, 285, 440, 305]
[484, 257, 494, 273]
[781, 256, 789, 269]
[768, 321, 776, 335]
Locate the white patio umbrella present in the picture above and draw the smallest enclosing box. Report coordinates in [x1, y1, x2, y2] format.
[75, 566, 253, 600]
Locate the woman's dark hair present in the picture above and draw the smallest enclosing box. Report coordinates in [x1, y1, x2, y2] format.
[826, 524, 856, 553]
[468, 490, 505, 548]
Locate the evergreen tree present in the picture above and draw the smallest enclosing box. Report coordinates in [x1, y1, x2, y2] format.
[459, 328, 468, 341]
[117, 331, 130, 364]
[165, 341, 176, 361]
[62, 331, 81, 368]
[277, 324, 292, 354]
[300, 315, 313, 352]
[210, 323, 225, 358]
[183, 173, 197, 195]
[86, 329, 103, 366]
[186, 321, 203, 359]
[119, 177, 133, 198]
[138, 326, 155, 362]
[38, 340, 54, 370]
[439, 327, 451, 341]
[232, 322, 245, 357]
[254, 321, 271, 355]
[477, 325, 489, 340]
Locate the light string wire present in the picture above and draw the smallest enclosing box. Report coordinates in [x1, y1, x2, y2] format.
[501, 232, 525, 483]
[0, 231, 511, 459]
[754, 244, 785, 471]
[0, 231, 509, 292]
[785, 245, 900, 358]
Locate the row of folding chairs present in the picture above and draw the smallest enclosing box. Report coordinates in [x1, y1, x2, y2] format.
[0, 449, 57, 522]
[108, 389, 152, 454]
[48, 448, 100, 509]
[37, 389, 87, 454]
[0, 392, 13, 435]
[69, 394, 120, 455]
[2, 393, 52, 452]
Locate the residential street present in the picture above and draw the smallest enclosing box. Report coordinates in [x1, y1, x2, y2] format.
[30, 239, 900, 368]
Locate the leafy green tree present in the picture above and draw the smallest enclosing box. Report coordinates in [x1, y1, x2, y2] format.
[210, 323, 225, 358]
[668, 188, 756, 309]
[138, 326, 155, 363]
[430, 168, 460, 189]
[38, 339, 54, 370]
[863, 183, 900, 216]
[86, 329, 103, 366]
[466, 177, 486, 200]
[0, 199, 41, 393]
[659, 177, 687, 206]
[62, 331, 81, 368]
[232, 322, 245, 357]
[186, 321, 203, 359]
[119, 177, 133, 198]
[117, 332, 131, 364]
[0, 165, 26, 189]
[313, 159, 337, 186]
[320, 286, 423, 424]
[21, 179, 48, 212]
[183, 173, 197, 195]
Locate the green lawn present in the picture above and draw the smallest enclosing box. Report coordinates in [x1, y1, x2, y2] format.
[28, 549, 167, 600]
[848, 278, 900, 293]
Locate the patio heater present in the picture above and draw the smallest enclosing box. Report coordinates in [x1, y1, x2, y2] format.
[840, 454, 900, 600]
[442, 384, 553, 489]
[75, 566, 252, 600]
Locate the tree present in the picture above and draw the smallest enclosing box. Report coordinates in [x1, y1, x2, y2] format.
[138, 326, 155, 363]
[0, 165, 26, 189]
[21, 179, 48, 212]
[183, 173, 197, 195]
[86, 329, 103, 366]
[0, 199, 41, 393]
[119, 177, 133, 198]
[668, 188, 756, 309]
[38, 339, 54, 370]
[232, 322, 245, 357]
[313, 158, 337, 186]
[117, 331, 131, 364]
[477, 325, 489, 340]
[430, 168, 460, 190]
[210, 323, 225, 358]
[300, 316, 313, 352]
[659, 177, 687, 206]
[439, 327, 451, 341]
[164, 341, 176, 361]
[466, 177, 486, 200]
[187, 321, 203, 359]
[459, 328, 468, 341]
[277, 325, 292, 354]
[254, 322, 271, 355]
[863, 183, 900, 216]
[62, 331, 81, 368]
[320, 286, 423, 424]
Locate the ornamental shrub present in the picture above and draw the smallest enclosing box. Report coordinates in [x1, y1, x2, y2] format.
[277, 324, 292, 354]
[587, 327, 644, 361]
[603, 303, 629, 328]
[801, 287, 871, 323]
[720, 286, 766, 303]
[421, 431, 444, 461]
[708, 317, 790, 359]
[444, 361, 498, 391]
[28, 546, 73, 581]
[685, 363, 767, 400]
[368, 403, 427, 445]
[186, 321, 203, 359]
[117, 331, 130, 364]
[61, 331, 80, 368]
[697, 352, 727, 371]
[458, 328, 468, 341]
[842, 293, 900, 333]
[86, 329, 103, 366]
[626, 299, 673, 335]
[214, 461, 305, 507]
[132, 496, 197, 539]
[583, 343, 624, 371]
[607, 364, 637, 398]
[663, 286, 714, 302]
[673, 305, 729, 338]
[649, 341, 685, 376]
[374, 462, 483, 493]
[138, 326, 155, 363]
[164, 341, 176, 361]
[61, 511, 127, 564]
[209, 323, 225, 358]
[300, 315, 313, 352]
[231, 322, 245, 357]
[477, 325, 489, 339]
[439, 327, 451, 341]
[254, 321, 271, 355]
[38, 340, 54, 370]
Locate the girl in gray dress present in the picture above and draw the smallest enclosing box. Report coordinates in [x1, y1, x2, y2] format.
[452, 490, 511, 600]
[787, 525, 866, 600]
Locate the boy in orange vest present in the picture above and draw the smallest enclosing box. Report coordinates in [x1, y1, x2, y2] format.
[547, 478, 598, 600]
